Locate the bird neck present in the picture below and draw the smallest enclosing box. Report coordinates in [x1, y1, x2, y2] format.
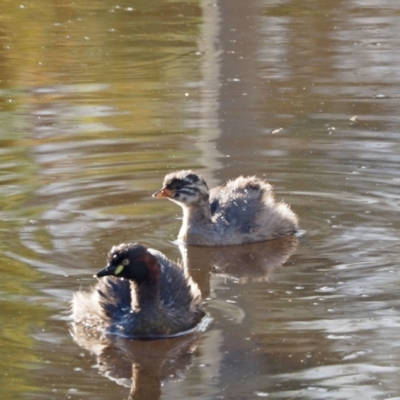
[178, 201, 213, 245]
[135, 280, 161, 311]
[182, 199, 212, 226]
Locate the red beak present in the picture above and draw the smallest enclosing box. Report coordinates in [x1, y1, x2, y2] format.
[152, 187, 174, 198]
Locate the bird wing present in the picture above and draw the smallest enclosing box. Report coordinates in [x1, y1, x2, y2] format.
[209, 178, 267, 233]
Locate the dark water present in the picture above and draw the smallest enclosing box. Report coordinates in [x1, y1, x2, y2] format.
[1, 0, 400, 399]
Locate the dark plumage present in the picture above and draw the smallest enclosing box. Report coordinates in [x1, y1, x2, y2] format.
[71, 243, 205, 339]
[153, 170, 298, 246]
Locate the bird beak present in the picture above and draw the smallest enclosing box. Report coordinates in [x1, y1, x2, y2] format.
[152, 187, 174, 198]
[94, 264, 117, 278]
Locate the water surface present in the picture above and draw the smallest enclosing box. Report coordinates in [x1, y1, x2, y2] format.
[1, 0, 400, 399]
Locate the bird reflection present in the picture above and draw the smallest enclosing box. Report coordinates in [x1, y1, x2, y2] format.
[179, 236, 298, 297]
[70, 324, 205, 400]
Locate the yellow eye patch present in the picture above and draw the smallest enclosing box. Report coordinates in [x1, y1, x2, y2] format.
[115, 265, 124, 275]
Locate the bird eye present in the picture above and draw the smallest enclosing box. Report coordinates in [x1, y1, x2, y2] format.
[122, 259, 129, 266]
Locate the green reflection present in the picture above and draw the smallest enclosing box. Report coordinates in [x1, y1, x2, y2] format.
[0, 0, 203, 398]
[0, 252, 48, 398]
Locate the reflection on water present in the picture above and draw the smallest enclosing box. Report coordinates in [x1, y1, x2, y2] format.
[71, 325, 204, 400]
[1, 0, 400, 399]
[181, 237, 298, 297]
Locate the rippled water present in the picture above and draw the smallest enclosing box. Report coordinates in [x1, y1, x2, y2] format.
[1, 0, 400, 399]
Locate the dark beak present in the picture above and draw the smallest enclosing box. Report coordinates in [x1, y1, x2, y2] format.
[94, 264, 117, 278]
[152, 187, 174, 198]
